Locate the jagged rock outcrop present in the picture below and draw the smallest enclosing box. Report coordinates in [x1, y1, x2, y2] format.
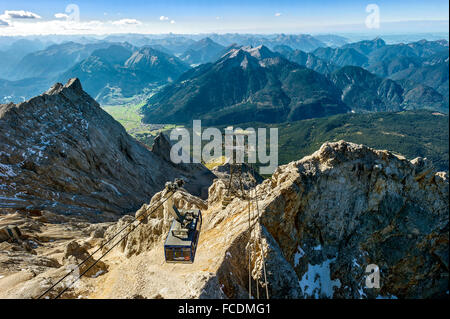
[93, 140, 448, 299]
[63, 241, 107, 277]
[0, 78, 215, 221]
[1, 141, 447, 299]
[247, 141, 448, 298]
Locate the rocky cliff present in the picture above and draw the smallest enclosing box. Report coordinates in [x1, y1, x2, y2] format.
[0, 141, 447, 299]
[67, 141, 449, 298]
[204, 141, 448, 298]
[253, 141, 448, 298]
[0, 78, 215, 221]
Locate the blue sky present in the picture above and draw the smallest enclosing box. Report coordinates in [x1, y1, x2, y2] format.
[0, 0, 448, 35]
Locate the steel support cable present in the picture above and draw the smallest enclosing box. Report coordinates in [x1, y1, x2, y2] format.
[249, 164, 269, 299]
[247, 180, 262, 300]
[251, 187, 259, 300]
[54, 193, 173, 299]
[253, 188, 260, 300]
[253, 187, 270, 299]
[244, 165, 256, 299]
[242, 168, 253, 299]
[38, 191, 174, 299]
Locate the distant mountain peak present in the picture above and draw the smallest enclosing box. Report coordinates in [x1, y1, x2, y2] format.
[245, 45, 278, 59]
[179, 37, 225, 65]
[124, 46, 188, 72]
[45, 78, 83, 96]
[199, 37, 215, 44]
[222, 47, 244, 59]
[221, 45, 278, 62]
[372, 37, 386, 46]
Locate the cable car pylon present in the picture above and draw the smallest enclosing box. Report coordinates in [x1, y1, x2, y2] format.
[221, 128, 269, 299]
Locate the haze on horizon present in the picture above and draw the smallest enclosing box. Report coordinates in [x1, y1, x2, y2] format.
[0, 0, 448, 37]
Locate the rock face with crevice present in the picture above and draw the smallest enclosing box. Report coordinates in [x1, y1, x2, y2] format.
[250, 141, 448, 298]
[0, 78, 215, 221]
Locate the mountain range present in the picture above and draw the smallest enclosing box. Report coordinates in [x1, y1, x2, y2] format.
[60, 45, 190, 103]
[0, 42, 190, 104]
[179, 37, 225, 65]
[0, 38, 48, 75]
[6, 41, 125, 81]
[309, 38, 449, 101]
[0, 35, 448, 119]
[142, 45, 348, 124]
[0, 69, 447, 300]
[142, 43, 448, 124]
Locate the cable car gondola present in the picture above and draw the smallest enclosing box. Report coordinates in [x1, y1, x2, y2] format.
[162, 179, 202, 263]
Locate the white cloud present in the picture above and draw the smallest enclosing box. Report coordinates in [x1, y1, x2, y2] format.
[170, 20, 175, 24]
[0, 13, 183, 35]
[112, 18, 142, 25]
[160, 16, 169, 21]
[54, 13, 69, 19]
[0, 19, 105, 35]
[1, 10, 41, 20]
[275, 12, 282, 17]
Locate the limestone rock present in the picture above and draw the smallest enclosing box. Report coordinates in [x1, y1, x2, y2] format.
[252, 141, 448, 298]
[94, 141, 447, 299]
[1, 140, 447, 299]
[62, 240, 107, 278]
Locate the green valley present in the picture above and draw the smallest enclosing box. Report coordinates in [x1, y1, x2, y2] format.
[102, 102, 180, 146]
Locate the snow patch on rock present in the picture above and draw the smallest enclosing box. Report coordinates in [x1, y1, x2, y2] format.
[298, 258, 341, 298]
[293, 246, 305, 267]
